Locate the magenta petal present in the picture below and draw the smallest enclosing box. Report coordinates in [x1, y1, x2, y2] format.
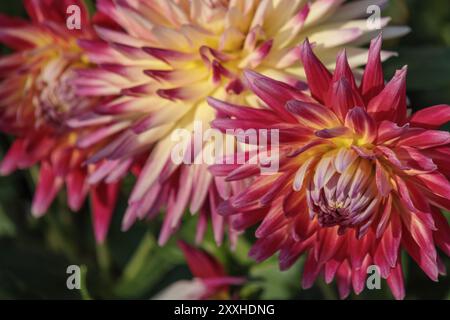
[243, 70, 306, 123]
[301, 251, 321, 289]
[335, 260, 352, 299]
[360, 34, 384, 103]
[207, 96, 280, 123]
[367, 66, 407, 123]
[90, 182, 119, 244]
[402, 229, 439, 281]
[386, 260, 406, 300]
[178, 241, 226, 279]
[326, 78, 364, 120]
[410, 104, 450, 129]
[345, 107, 377, 143]
[375, 160, 392, 196]
[431, 208, 450, 256]
[299, 39, 332, 103]
[32, 162, 63, 217]
[332, 50, 357, 90]
[66, 169, 89, 212]
[416, 172, 450, 199]
[286, 99, 339, 129]
[249, 227, 286, 262]
[398, 130, 450, 149]
[0, 139, 26, 175]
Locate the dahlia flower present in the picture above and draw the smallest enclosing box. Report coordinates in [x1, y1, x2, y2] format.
[208, 35, 450, 299]
[76, 0, 408, 246]
[0, 0, 126, 243]
[153, 241, 244, 300]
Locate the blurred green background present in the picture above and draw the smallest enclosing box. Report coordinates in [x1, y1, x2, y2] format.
[0, 0, 449, 300]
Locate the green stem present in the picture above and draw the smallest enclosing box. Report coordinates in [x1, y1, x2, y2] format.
[317, 279, 338, 300]
[96, 242, 112, 281]
[120, 232, 155, 282]
[80, 265, 92, 300]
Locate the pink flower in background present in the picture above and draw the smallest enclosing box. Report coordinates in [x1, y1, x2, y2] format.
[209, 35, 450, 299]
[74, 0, 408, 247]
[0, 0, 125, 243]
[153, 241, 244, 300]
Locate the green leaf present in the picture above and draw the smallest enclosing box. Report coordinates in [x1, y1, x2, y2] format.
[80, 265, 92, 300]
[113, 233, 184, 298]
[247, 257, 302, 299]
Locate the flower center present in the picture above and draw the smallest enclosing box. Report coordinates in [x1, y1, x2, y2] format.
[33, 55, 90, 130]
[148, 4, 278, 100]
[306, 149, 379, 235]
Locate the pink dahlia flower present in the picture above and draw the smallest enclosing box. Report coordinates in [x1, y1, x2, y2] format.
[0, 0, 125, 243]
[208, 35, 450, 299]
[75, 0, 408, 246]
[153, 241, 244, 300]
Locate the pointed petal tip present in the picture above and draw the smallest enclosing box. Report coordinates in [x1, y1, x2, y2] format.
[67, 200, 83, 213]
[300, 275, 315, 290]
[300, 38, 312, 55]
[93, 222, 109, 244]
[31, 206, 46, 218]
[367, 33, 383, 56]
[247, 248, 262, 263]
[243, 69, 261, 83]
[120, 222, 131, 232]
[95, 233, 107, 245]
[373, 32, 383, 44]
[158, 235, 169, 247]
[337, 48, 347, 59]
[0, 166, 11, 176]
[121, 209, 136, 232]
[303, 37, 310, 46]
[217, 199, 237, 216]
[393, 292, 406, 300]
[395, 65, 408, 77]
[206, 96, 220, 108]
